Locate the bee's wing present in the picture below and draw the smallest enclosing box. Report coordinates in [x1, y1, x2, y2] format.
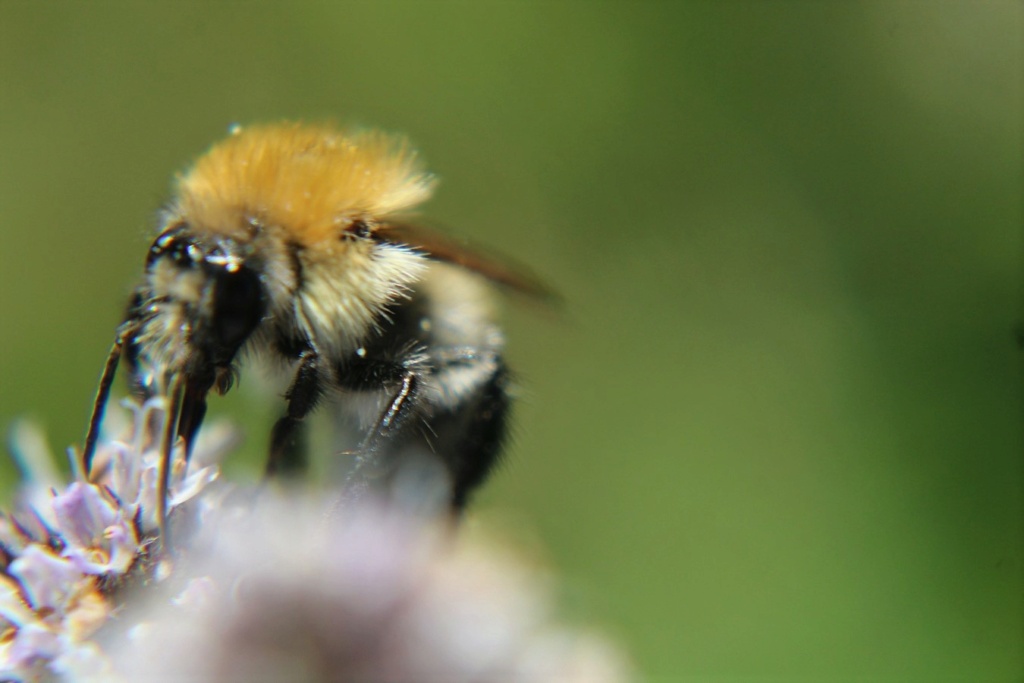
[378, 221, 559, 304]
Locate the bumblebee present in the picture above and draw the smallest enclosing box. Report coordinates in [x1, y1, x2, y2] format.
[81, 122, 550, 527]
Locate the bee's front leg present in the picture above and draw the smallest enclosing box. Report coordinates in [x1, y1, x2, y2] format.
[266, 347, 324, 478]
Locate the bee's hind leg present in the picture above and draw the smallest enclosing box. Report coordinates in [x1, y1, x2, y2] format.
[422, 353, 512, 511]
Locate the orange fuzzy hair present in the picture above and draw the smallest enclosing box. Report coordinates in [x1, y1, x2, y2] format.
[174, 122, 436, 246]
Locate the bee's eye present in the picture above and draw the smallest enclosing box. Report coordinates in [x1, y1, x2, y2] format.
[342, 219, 372, 241]
[148, 225, 197, 268]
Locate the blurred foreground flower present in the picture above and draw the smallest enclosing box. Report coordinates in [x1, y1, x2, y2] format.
[1, 400, 630, 682]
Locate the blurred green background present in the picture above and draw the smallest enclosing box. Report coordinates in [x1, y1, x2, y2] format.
[1, 2, 1021, 680]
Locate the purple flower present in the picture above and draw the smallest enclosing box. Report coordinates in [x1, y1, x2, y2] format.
[0, 400, 631, 682]
[52, 483, 138, 576]
[0, 546, 110, 679]
[0, 400, 233, 681]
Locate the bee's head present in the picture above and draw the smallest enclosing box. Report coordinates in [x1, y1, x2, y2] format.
[139, 223, 267, 377]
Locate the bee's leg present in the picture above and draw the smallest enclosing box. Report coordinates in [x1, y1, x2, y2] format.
[266, 349, 323, 478]
[81, 319, 139, 479]
[337, 347, 511, 511]
[156, 375, 185, 546]
[81, 340, 123, 479]
[359, 371, 421, 453]
[342, 364, 422, 456]
[421, 352, 511, 511]
[333, 352, 425, 497]
[177, 375, 212, 466]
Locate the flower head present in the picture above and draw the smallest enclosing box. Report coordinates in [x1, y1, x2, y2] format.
[0, 398, 234, 680]
[1, 399, 631, 682]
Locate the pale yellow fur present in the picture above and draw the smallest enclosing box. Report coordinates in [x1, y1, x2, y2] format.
[175, 122, 435, 245]
[147, 123, 437, 367]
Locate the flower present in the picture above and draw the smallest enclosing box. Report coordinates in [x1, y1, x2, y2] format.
[110, 495, 631, 683]
[1, 399, 631, 682]
[0, 397, 235, 681]
[0, 545, 109, 680]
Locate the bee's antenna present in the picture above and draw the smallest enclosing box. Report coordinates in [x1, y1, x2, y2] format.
[156, 375, 185, 548]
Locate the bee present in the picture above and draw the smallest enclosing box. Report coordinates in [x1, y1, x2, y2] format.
[80, 122, 551, 529]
